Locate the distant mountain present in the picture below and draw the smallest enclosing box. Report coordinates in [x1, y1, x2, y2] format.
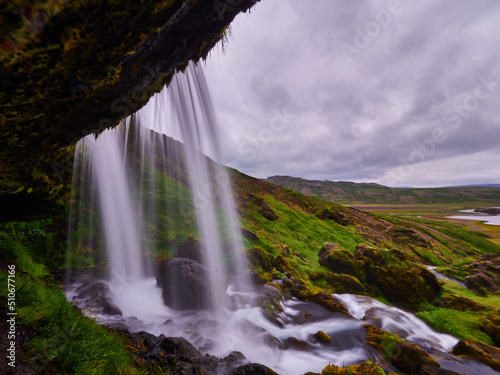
[446, 184, 500, 188]
[264, 176, 500, 205]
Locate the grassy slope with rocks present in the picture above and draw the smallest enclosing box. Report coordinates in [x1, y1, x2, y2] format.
[2, 139, 500, 373]
[265, 175, 500, 205]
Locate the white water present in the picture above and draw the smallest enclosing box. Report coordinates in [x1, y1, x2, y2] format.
[335, 294, 458, 352]
[449, 209, 500, 226]
[66, 280, 465, 374]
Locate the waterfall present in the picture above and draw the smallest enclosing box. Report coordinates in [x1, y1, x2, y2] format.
[65, 64, 493, 375]
[67, 63, 252, 314]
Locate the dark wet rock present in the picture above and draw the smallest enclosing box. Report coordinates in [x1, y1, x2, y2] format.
[465, 273, 500, 296]
[230, 363, 279, 375]
[480, 311, 500, 346]
[254, 197, 279, 221]
[319, 242, 365, 279]
[326, 272, 366, 294]
[156, 257, 226, 310]
[282, 337, 310, 351]
[74, 280, 122, 316]
[241, 228, 259, 241]
[175, 236, 203, 263]
[355, 244, 441, 309]
[125, 331, 252, 375]
[312, 330, 332, 343]
[257, 284, 285, 325]
[262, 334, 282, 349]
[452, 339, 500, 372]
[365, 324, 440, 374]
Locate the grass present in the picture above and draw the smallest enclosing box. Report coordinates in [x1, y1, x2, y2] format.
[417, 308, 493, 345]
[241, 195, 366, 277]
[0, 221, 141, 374]
[441, 280, 500, 310]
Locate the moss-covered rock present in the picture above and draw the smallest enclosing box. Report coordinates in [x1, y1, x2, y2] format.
[246, 247, 274, 271]
[355, 244, 441, 309]
[452, 339, 500, 371]
[480, 311, 500, 347]
[284, 279, 350, 315]
[440, 292, 490, 312]
[319, 242, 365, 279]
[325, 272, 366, 294]
[315, 207, 351, 226]
[305, 361, 392, 375]
[365, 324, 440, 374]
[274, 253, 299, 279]
[312, 330, 332, 344]
[253, 197, 279, 221]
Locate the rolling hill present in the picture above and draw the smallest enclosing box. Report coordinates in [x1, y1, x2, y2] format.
[264, 175, 500, 205]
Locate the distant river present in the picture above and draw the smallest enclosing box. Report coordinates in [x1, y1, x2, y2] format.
[448, 209, 500, 226]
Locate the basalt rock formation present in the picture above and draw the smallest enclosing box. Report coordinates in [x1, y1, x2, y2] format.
[0, 0, 259, 196]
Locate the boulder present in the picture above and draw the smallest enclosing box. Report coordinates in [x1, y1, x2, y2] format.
[440, 292, 489, 312]
[175, 236, 203, 263]
[230, 363, 279, 375]
[325, 273, 366, 294]
[355, 245, 441, 309]
[315, 208, 351, 226]
[365, 324, 440, 374]
[480, 311, 500, 346]
[253, 198, 279, 221]
[240, 228, 259, 241]
[74, 280, 122, 316]
[308, 361, 393, 375]
[312, 330, 332, 344]
[452, 339, 500, 372]
[319, 243, 365, 279]
[465, 273, 500, 296]
[156, 257, 226, 310]
[246, 247, 274, 271]
[125, 331, 249, 375]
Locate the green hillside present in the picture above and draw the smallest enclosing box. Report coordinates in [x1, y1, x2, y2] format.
[2, 134, 500, 374]
[265, 175, 500, 206]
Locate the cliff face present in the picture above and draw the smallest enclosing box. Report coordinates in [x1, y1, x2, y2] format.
[0, 0, 258, 197]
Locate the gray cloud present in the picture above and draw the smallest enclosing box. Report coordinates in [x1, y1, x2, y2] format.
[205, 0, 500, 187]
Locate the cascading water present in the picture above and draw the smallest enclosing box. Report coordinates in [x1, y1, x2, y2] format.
[65, 64, 496, 375]
[67, 63, 251, 316]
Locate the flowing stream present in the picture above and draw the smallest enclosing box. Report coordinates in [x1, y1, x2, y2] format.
[65, 64, 498, 374]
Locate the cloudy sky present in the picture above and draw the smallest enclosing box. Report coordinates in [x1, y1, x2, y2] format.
[203, 0, 500, 187]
